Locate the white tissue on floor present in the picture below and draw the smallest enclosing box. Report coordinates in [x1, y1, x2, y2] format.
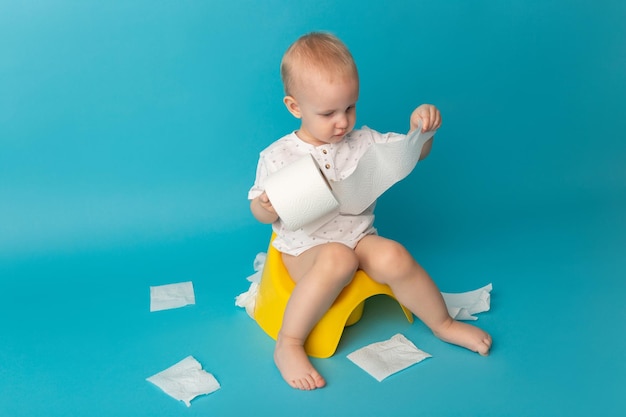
[146, 356, 220, 407]
[150, 281, 196, 312]
[347, 334, 431, 382]
[441, 283, 492, 320]
[234, 252, 266, 317]
[234, 282, 258, 318]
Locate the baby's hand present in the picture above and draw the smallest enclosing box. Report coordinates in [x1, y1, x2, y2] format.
[258, 192, 276, 215]
[250, 192, 279, 224]
[410, 104, 442, 132]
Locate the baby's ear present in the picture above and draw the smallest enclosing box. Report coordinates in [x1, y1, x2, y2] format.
[283, 96, 302, 119]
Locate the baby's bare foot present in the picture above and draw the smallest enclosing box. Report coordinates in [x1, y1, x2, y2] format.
[433, 319, 492, 356]
[274, 336, 326, 390]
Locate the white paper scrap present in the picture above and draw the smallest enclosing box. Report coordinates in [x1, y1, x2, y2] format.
[150, 281, 195, 312]
[347, 334, 431, 382]
[146, 356, 220, 407]
[247, 252, 266, 284]
[234, 282, 258, 318]
[441, 283, 492, 321]
[235, 252, 266, 318]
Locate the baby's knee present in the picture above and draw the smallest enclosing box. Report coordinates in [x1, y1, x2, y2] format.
[372, 240, 414, 276]
[318, 243, 359, 277]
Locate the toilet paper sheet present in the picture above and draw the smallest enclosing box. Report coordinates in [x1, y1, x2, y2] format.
[146, 356, 220, 407]
[347, 334, 431, 382]
[150, 281, 195, 312]
[263, 125, 436, 231]
[441, 283, 492, 320]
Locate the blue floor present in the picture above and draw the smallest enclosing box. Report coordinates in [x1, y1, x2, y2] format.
[2, 1, 625, 416]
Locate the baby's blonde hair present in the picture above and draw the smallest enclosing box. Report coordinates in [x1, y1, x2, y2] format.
[280, 32, 358, 96]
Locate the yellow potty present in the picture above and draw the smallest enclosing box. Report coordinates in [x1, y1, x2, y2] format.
[254, 234, 414, 358]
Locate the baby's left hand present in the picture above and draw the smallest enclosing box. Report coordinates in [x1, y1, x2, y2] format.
[410, 104, 442, 132]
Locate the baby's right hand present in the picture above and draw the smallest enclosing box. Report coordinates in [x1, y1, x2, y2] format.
[258, 192, 276, 214]
[250, 192, 279, 224]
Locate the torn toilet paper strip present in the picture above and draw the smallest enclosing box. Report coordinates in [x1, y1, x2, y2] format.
[146, 356, 220, 407]
[347, 334, 431, 382]
[441, 283, 492, 320]
[150, 281, 195, 312]
[332, 124, 436, 215]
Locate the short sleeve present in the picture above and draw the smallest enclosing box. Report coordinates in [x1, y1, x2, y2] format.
[248, 154, 268, 200]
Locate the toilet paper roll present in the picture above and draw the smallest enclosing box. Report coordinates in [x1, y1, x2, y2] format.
[264, 154, 340, 231]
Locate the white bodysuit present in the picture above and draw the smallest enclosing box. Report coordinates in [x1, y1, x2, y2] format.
[248, 127, 405, 256]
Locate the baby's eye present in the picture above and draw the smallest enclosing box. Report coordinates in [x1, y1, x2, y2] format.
[321, 111, 335, 117]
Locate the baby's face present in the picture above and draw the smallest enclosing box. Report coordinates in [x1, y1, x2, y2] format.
[292, 72, 359, 147]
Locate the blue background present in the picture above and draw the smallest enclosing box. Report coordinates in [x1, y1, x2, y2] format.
[1, 1, 625, 416]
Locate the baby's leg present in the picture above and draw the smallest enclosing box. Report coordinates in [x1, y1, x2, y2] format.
[277, 243, 359, 390]
[355, 235, 492, 355]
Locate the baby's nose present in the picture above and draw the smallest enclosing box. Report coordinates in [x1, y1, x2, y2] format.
[336, 113, 348, 128]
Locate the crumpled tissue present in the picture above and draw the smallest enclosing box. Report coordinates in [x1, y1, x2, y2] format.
[150, 281, 195, 312]
[146, 356, 220, 407]
[441, 283, 492, 321]
[234, 252, 266, 317]
[347, 334, 431, 381]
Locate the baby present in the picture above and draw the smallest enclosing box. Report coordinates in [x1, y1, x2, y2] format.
[248, 32, 491, 390]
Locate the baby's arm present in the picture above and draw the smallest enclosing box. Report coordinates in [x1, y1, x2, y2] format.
[409, 104, 442, 160]
[250, 192, 279, 224]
